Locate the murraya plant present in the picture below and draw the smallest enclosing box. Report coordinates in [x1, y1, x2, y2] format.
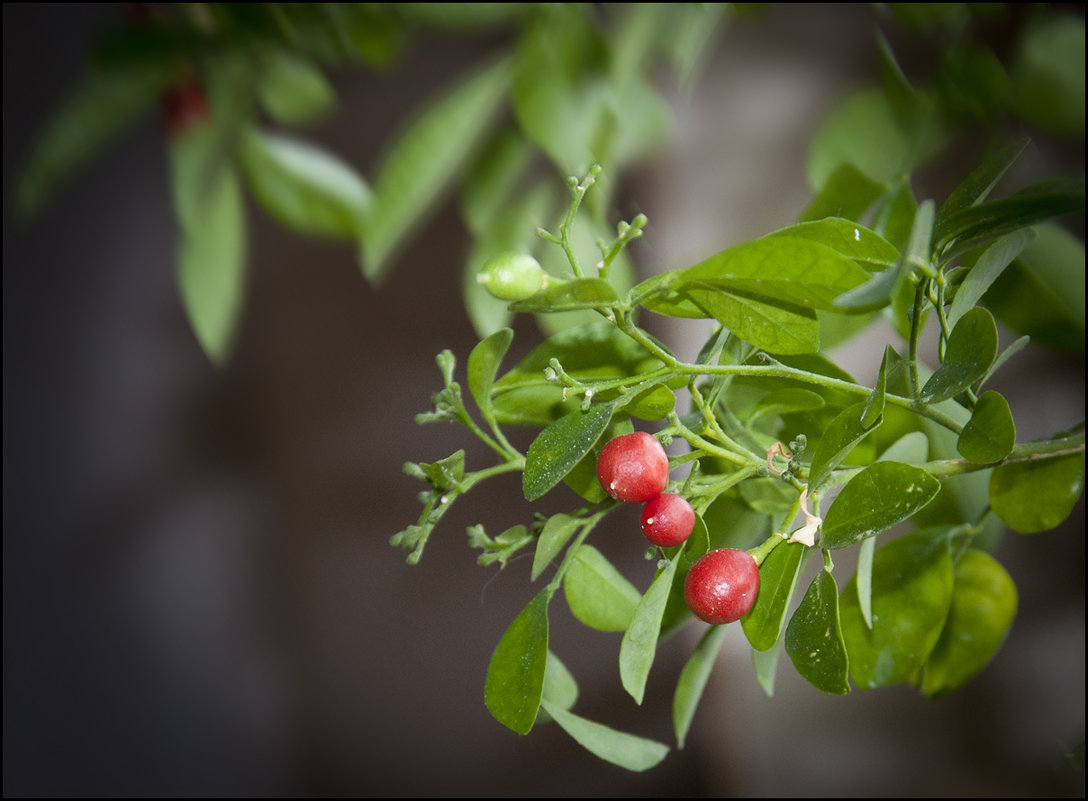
[14, 1, 1084, 776]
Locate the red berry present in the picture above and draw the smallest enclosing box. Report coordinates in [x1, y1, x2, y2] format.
[684, 548, 760, 625]
[596, 432, 669, 503]
[163, 75, 210, 138]
[640, 493, 695, 547]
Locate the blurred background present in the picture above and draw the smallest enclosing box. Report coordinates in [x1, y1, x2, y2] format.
[4, 4, 1084, 796]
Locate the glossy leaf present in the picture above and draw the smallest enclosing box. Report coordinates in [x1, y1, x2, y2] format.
[809, 402, 880, 489]
[684, 287, 820, 355]
[623, 383, 677, 422]
[767, 218, 899, 272]
[785, 568, 850, 694]
[820, 462, 941, 549]
[919, 550, 1018, 698]
[361, 60, 508, 279]
[800, 162, 885, 223]
[523, 404, 613, 501]
[620, 548, 682, 704]
[947, 229, 1034, 329]
[673, 626, 727, 748]
[990, 452, 1085, 534]
[957, 391, 1016, 464]
[467, 327, 514, 422]
[676, 236, 871, 311]
[742, 541, 807, 652]
[240, 129, 369, 239]
[861, 346, 894, 428]
[563, 417, 633, 502]
[936, 179, 1085, 260]
[936, 138, 1029, 233]
[919, 307, 998, 404]
[540, 700, 669, 772]
[531, 514, 581, 581]
[255, 51, 335, 125]
[170, 128, 247, 365]
[563, 544, 642, 632]
[485, 588, 551, 734]
[840, 530, 954, 689]
[508, 278, 619, 313]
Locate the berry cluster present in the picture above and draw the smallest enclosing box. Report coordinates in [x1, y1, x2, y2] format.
[596, 432, 760, 625]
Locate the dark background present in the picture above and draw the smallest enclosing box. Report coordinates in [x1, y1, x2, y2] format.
[4, 4, 1084, 796]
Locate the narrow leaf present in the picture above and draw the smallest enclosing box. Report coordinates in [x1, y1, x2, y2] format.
[673, 626, 727, 748]
[563, 544, 642, 632]
[361, 60, 508, 279]
[785, 568, 850, 694]
[979, 335, 1030, 389]
[540, 650, 579, 715]
[741, 541, 807, 651]
[752, 639, 783, 698]
[936, 137, 1029, 232]
[484, 588, 551, 734]
[948, 229, 1034, 328]
[856, 537, 875, 629]
[531, 513, 581, 581]
[820, 462, 941, 549]
[467, 327, 514, 421]
[861, 346, 893, 428]
[523, 404, 613, 501]
[620, 548, 682, 705]
[800, 162, 885, 223]
[255, 51, 335, 125]
[809, 402, 881, 489]
[540, 701, 669, 772]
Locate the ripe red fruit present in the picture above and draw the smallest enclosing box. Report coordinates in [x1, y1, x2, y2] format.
[684, 548, 760, 625]
[640, 493, 695, 547]
[596, 432, 669, 503]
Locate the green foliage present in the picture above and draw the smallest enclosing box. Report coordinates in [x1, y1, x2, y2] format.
[17, 1, 1084, 775]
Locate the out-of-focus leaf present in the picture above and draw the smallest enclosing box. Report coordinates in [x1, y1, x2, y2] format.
[990, 452, 1085, 534]
[1011, 15, 1085, 135]
[800, 162, 885, 223]
[255, 51, 335, 125]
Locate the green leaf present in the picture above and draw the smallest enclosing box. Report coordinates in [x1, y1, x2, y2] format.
[677, 236, 871, 311]
[16, 64, 175, 217]
[467, 327, 514, 422]
[861, 346, 893, 428]
[418, 450, 465, 491]
[741, 541, 807, 652]
[485, 588, 551, 734]
[523, 404, 613, 501]
[540, 700, 669, 772]
[990, 452, 1085, 534]
[739, 479, 798, 516]
[800, 162, 885, 223]
[255, 51, 335, 125]
[531, 514, 581, 581]
[493, 323, 662, 426]
[508, 278, 619, 313]
[673, 626, 727, 749]
[809, 402, 881, 489]
[170, 128, 247, 365]
[1011, 15, 1086, 135]
[622, 384, 677, 422]
[983, 223, 1086, 351]
[936, 138, 1029, 233]
[936, 179, 1085, 260]
[878, 431, 930, 465]
[919, 307, 998, 404]
[870, 178, 917, 252]
[564, 544, 642, 632]
[563, 417, 634, 502]
[948, 229, 1035, 329]
[957, 391, 1016, 464]
[460, 127, 534, 236]
[840, 530, 955, 688]
[980, 335, 1031, 389]
[856, 536, 875, 629]
[620, 548, 682, 705]
[540, 650, 579, 715]
[467, 524, 534, 568]
[360, 59, 508, 279]
[820, 462, 941, 549]
[684, 287, 820, 355]
[751, 639, 783, 698]
[751, 388, 825, 423]
[766, 219, 899, 272]
[919, 550, 1018, 698]
[239, 129, 369, 239]
[785, 568, 850, 694]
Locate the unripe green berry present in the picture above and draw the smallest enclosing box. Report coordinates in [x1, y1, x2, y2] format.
[476, 253, 546, 301]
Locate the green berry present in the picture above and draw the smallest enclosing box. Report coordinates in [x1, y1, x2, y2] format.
[477, 253, 546, 301]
